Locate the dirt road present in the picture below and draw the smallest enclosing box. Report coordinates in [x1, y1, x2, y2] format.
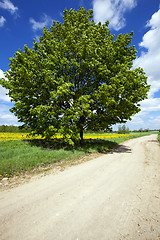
[0, 134, 160, 240]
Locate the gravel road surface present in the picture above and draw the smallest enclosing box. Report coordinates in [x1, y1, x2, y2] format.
[0, 134, 160, 240]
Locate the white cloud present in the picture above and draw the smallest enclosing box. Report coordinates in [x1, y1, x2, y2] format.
[128, 115, 144, 125]
[0, 113, 16, 120]
[0, 112, 20, 126]
[0, 0, 18, 14]
[0, 70, 19, 125]
[140, 98, 160, 112]
[134, 9, 160, 97]
[0, 69, 10, 102]
[92, 0, 137, 30]
[148, 116, 160, 130]
[113, 96, 160, 131]
[0, 86, 10, 102]
[30, 14, 53, 31]
[124, 98, 160, 130]
[146, 9, 160, 29]
[0, 16, 6, 27]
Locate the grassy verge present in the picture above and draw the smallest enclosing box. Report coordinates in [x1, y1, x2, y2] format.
[158, 132, 160, 143]
[0, 131, 157, 179]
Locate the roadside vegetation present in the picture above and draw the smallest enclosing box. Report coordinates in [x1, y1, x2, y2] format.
[0, 131, 157, 179]
[158, 131, 160, 143]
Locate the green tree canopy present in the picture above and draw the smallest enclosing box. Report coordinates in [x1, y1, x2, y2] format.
[0, 7, 150, 145]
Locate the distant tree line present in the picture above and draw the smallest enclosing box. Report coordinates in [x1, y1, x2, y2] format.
[99, 126, 159, 134]
[0, 125, 30, 133]
[133, 128, 149, 132]
[0, 124, 158, 134]
[118, 126, 159, 133]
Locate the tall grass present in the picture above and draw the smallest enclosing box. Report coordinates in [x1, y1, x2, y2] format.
[0, 131, 157, 179]
[0, 140, 85, 178]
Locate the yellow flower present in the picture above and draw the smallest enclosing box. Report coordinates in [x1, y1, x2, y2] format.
[0, 132, 134, 142]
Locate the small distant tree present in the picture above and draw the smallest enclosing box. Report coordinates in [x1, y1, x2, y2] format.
[0, 7, 150, 145]
[126, 127, 130, 133]
[121, 125, 126, 133]
[0, 125, 6, 132]
[118, 125, 130, 134]
[144, 128, 149, 132]
[118, 125, 122, 134]
[139, 128, 143, 132]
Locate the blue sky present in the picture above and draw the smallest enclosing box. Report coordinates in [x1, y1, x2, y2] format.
[0, 0, 160, 130]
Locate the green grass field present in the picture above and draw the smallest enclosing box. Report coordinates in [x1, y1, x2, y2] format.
[0, 132, 158, 179]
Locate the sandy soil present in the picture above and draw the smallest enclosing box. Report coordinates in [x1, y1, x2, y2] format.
[0, 134, 160, 240]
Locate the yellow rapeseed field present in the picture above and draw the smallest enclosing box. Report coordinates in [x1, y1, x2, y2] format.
[0, 132, 133, 141]
[83, 133, 132, 139]
[0, 132, 28, 141]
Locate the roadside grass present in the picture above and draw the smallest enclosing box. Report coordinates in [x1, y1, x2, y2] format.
[0, 140, 85, 179]
[158, 132, 160, 143]
[0, 131, 157, 179]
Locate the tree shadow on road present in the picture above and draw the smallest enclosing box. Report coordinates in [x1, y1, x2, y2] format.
[109, 144, 132, 154]
[148, 140, 158, 143]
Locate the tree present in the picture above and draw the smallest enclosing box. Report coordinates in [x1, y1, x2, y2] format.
[118, 125, 129, 134]
[126, 127, 130, 133]
[0, 7, 150, 145]
[139, 128, 143, 132]
[121, 125, 126, 133]
[118, 125, 122, 134]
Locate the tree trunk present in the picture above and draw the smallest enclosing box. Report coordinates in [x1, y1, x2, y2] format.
[79, 116, 85, 145]
[80, 128, 83, 145]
